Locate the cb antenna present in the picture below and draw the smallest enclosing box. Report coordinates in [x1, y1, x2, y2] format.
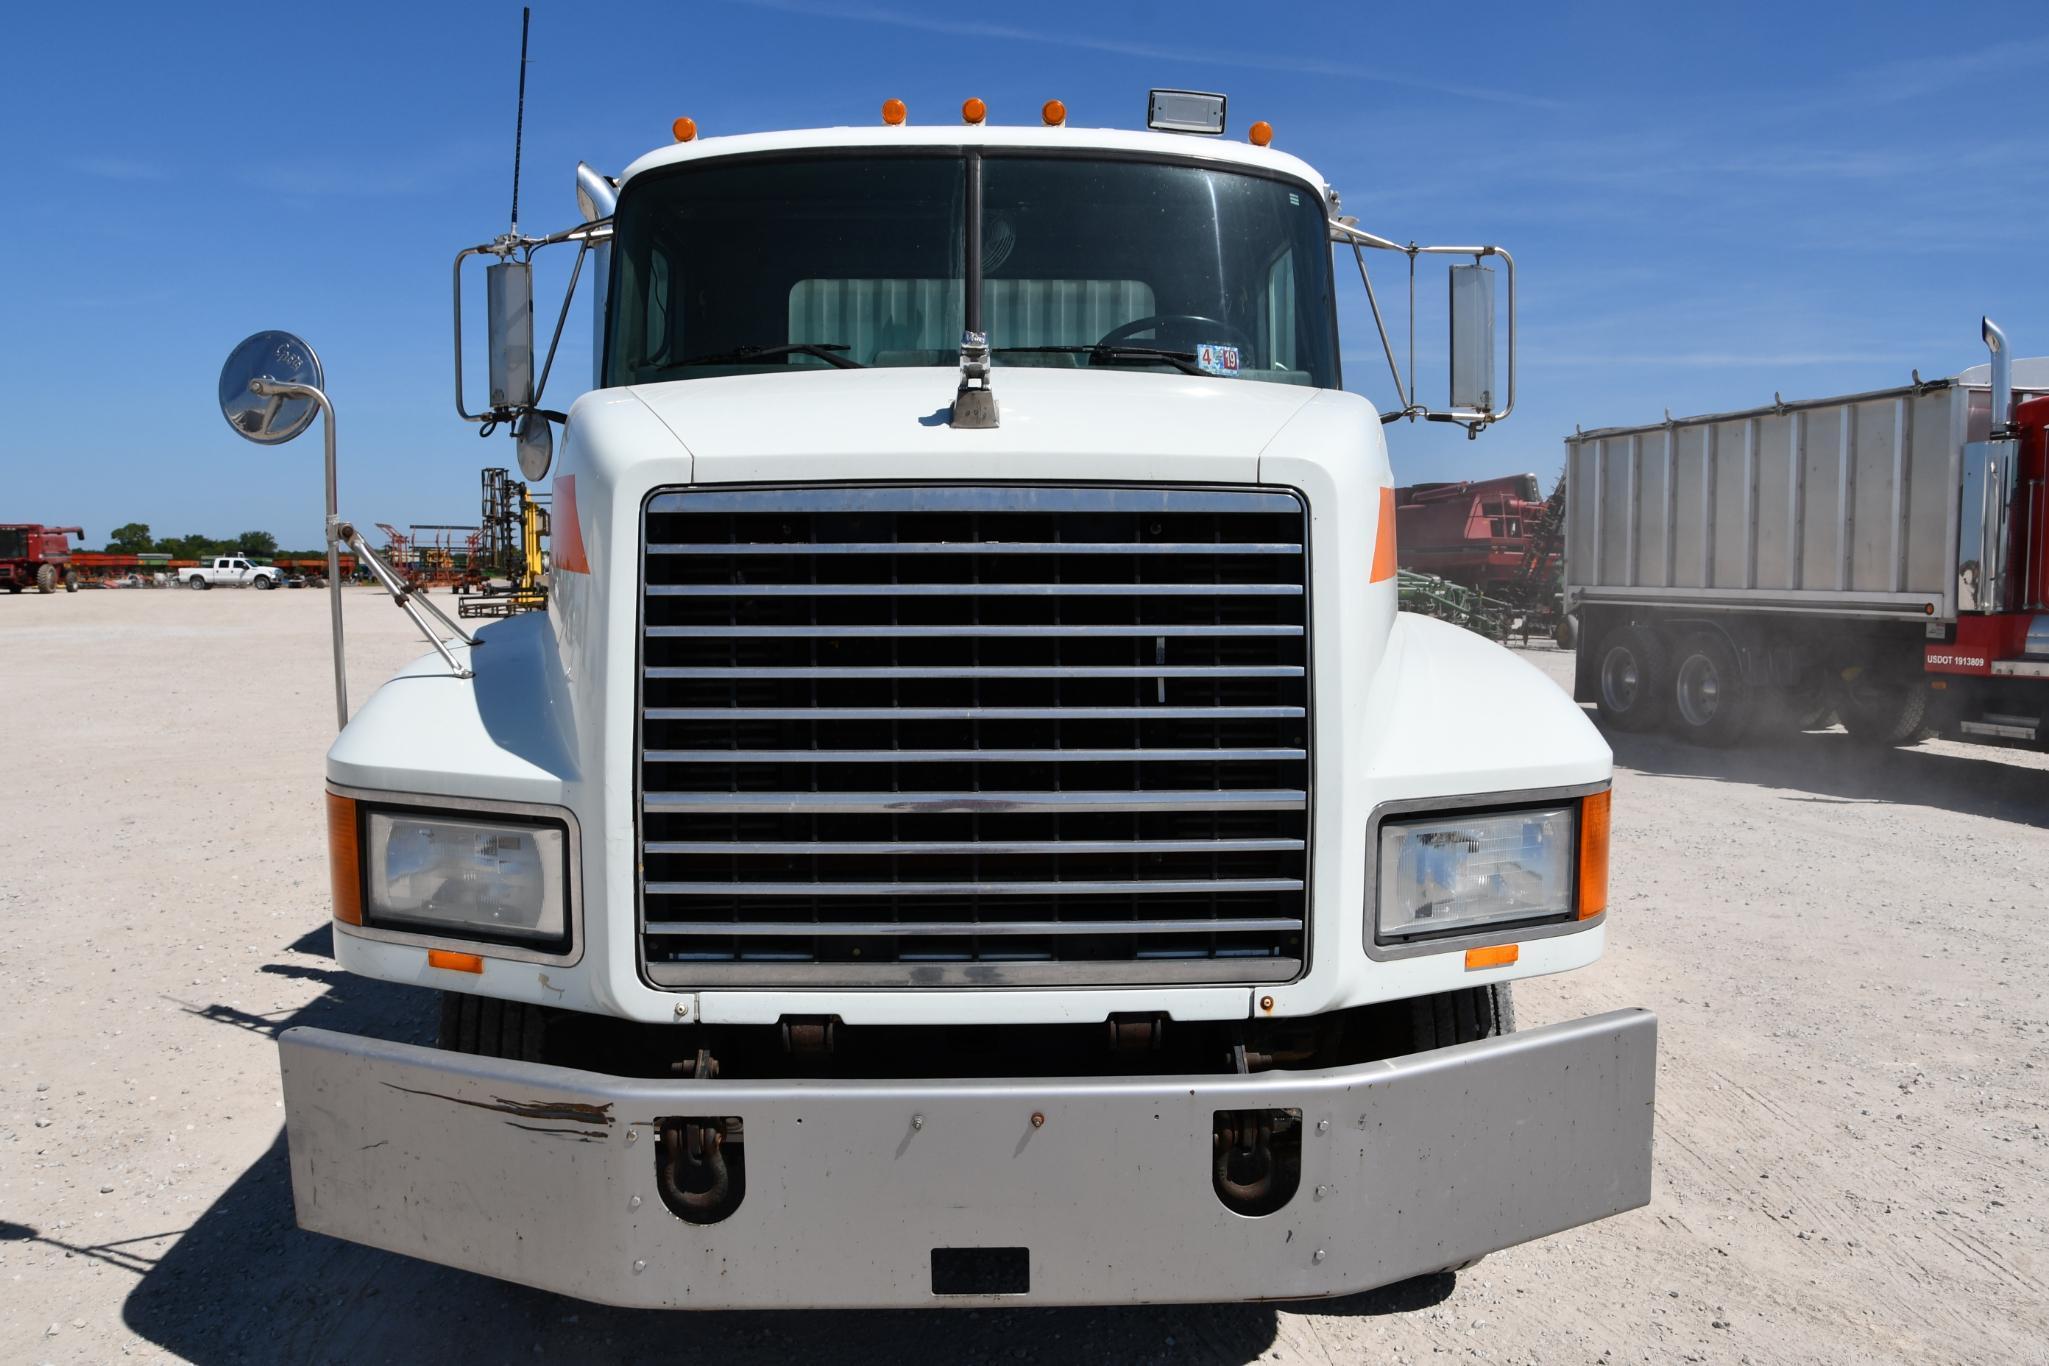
[508, 6, 531, 237]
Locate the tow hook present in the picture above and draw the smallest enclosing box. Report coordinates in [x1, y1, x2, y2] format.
[654, 1116, 746, 1225]
[1211, 1108, 1301, 1217]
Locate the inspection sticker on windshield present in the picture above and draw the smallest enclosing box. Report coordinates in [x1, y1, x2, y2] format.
[1197, 343, 1241, 377]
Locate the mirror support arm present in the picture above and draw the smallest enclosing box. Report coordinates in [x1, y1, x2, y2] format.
[248, 378, 478, 730]
[250, 378, 349, 729]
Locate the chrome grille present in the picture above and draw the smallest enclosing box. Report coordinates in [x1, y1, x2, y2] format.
[636, 485, 1310, 987]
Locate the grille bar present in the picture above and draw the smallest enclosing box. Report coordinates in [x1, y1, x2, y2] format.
[637, 484, 1311, 985]
[646, 705, 1306, 720]
[649, 582, 1304, 597]
[644, 790, 1307, 813]
[649, 623, 1303, 638]
[643, 838, 1308, 855]
[645, 664, 1304, 680]
[645, 747, 1307, 764]
[646, 916, 1304, 936]
[649, 540, 1302, 556]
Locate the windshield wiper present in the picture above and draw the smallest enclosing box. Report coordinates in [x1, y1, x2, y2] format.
[996, 344, 1207, 378]
[670, 343, 864, 370]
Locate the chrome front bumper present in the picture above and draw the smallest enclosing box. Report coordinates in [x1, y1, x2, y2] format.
[278, 1008, 1656, 1308]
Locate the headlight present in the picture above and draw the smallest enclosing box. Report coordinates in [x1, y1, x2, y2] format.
[1376, 803, 1576, 941]
[363, 809, 568, 946]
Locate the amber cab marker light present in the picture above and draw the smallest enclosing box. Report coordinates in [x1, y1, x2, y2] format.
[962, 97, 987, 125]
[671, 116, 697, 143]
[882, 98, 908, 126]
[1369, 486, 1398, 582]
[1465, 943, 1520, 971]
[427, 949, 485, 975]
[1041, 98, 1067, 127]
[1578, 788, 1612, 919]
[1248, 120, 1274, 147]
[325, 792, 362, 926]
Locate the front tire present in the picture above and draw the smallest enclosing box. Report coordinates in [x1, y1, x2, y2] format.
[35, 564, 55, 594]
[1410, 982, 1515, 1052]
[1594, 624, 1670, 732]
[438, 991, 548, 1062]
[254, 574, 276, 590]
[1667, 631, 1753, 746]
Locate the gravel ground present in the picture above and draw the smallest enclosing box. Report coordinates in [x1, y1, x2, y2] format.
[2, 589, 2045, 1365]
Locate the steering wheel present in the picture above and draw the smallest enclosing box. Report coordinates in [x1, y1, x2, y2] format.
[1095, 314, 1254, 354]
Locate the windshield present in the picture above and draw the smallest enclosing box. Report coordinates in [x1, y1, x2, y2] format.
[606, 151, 1338, 389]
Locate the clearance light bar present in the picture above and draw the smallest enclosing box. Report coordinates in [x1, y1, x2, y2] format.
[1148, 88, 1226, 135]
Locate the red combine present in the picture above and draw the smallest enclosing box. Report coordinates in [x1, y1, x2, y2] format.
[0, 525, 85, 594]
[1393, 474, 1559, 594]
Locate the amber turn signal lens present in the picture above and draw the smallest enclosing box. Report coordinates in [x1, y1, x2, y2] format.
[1248, 120, 1274, 147]
[427, 949, 485, 975]
[962, 97, 987, 125]
[882, 98, 908, 126]
[671, 116, 697, 143]
[1041, 98, 1067, 126]
[325, 792, 362, 926]
[1577, 788, 1611, 919]
[1465, 943, 1520, 970]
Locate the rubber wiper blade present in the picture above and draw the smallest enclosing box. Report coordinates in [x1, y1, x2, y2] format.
[995, 344, 1206, 377]
[672, 343, 864, 370]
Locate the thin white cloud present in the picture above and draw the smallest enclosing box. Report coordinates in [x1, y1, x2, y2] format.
[75, 156, 170, 182]
[733, 0, 1567, 110]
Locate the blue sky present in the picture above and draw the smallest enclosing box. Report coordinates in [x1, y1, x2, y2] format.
[4, 1, 2044, 547]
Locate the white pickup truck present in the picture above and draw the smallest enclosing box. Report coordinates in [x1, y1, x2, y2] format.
[223, 89, 1657, 1312]
[177, 554, 280, 590]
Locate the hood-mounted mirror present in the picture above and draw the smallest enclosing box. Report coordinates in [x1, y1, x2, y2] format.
[218, 330, 324, 444]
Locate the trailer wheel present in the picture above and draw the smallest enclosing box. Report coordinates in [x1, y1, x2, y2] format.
[1835, 675, 1930, 747]
[438, 991, 548, 1063]
[35, 564, 56, 594]
[1594, 625, 1670, 731]
[1667, 632, 1753, 747]
[1410, 982, 1515, 1052]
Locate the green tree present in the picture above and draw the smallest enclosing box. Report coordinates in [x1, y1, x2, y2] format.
[106, 522, 154, 554]
[235, 530, 279, 558]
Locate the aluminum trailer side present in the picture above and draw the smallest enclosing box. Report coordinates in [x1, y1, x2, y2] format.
[1564, 330, 2049, 749]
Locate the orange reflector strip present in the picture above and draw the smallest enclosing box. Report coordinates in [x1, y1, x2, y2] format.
[962, 97, 987, 125]
[671, 116, 697, 143]
[1369, 486, 1398, 582]
[1465, 943, 1519, 970]
[427, 949, 485, 974]
[325, 792, 362, 926]
[1578, 788, 1611, 919]
[882, 98, 908, 126]
[1248, 120, 1274, 147]
[1041, 98, 1067, 126]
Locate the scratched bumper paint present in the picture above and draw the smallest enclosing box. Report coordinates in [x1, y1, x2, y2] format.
[277, 1009, 1656, 1308]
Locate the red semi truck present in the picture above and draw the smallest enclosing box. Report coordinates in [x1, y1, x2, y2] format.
[0, 525, 85, 594]
[1564, 320, 2049, 749]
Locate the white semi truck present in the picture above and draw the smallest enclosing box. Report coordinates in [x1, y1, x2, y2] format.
[220, 91, 1655, 1309]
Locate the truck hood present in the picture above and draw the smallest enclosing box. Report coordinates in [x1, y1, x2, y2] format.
[619, 367, 1325, 485]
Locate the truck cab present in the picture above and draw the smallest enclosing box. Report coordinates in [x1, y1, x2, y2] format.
[267, 97, 1655, 1310]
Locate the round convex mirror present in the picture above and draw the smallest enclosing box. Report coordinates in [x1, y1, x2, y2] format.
[219, 331, 325, 444]
[515, 413, 554, 482]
